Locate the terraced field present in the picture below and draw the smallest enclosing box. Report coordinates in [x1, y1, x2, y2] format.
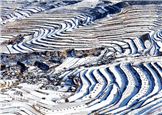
[1, 0, 162, 115]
